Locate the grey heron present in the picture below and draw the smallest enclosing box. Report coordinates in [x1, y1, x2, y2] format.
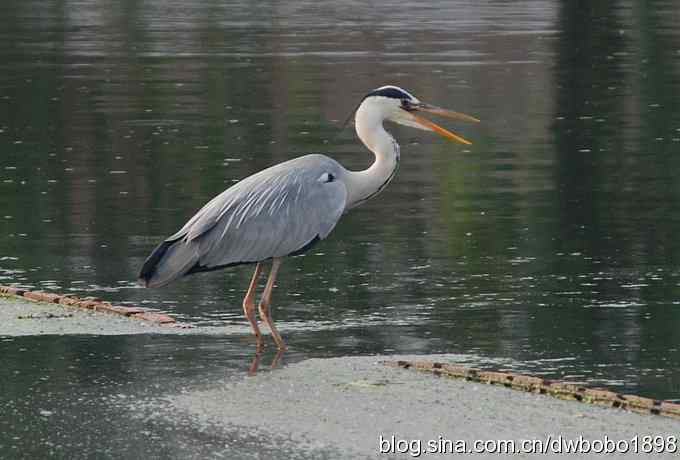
[139, 85, 478, 350]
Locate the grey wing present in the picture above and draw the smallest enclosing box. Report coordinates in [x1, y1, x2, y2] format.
[194, 161, 347, 267]
[140, 155, 347, 287]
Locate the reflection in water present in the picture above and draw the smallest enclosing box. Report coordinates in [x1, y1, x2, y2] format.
[0, 0, 679, 409]
[249, 348, 286, 375]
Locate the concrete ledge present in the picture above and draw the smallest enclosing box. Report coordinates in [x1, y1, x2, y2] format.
[0, 284, 192, 328]
[385, 359, 680, 420]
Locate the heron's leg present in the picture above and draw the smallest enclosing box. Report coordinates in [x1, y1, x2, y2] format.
[243, 262, 264, 349]
[258, 257, 287, 350]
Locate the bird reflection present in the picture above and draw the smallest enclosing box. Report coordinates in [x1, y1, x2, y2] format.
[248, 348, 285, 375]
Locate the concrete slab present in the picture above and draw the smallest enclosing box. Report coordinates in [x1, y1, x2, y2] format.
[159, 355, 680, 459]
[0, 296, 230, 336]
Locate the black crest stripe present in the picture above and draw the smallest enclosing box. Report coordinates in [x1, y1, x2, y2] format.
[363, 87, 411, 101]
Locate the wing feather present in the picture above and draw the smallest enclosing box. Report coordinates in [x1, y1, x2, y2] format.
[158, 155, 347, 279]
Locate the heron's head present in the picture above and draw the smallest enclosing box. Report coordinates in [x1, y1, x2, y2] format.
[357, 85, 479, 145]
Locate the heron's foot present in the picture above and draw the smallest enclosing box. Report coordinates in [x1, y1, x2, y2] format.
[252, 334, 286, 351]
[258, 302, 286, 351]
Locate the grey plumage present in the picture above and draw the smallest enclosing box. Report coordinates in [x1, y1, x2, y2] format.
[140, 154, 348, 288]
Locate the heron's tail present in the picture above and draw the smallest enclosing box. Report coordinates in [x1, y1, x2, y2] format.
[138, 237, 199, 288]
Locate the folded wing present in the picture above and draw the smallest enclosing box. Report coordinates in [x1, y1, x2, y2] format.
[139, 155, 347, 288]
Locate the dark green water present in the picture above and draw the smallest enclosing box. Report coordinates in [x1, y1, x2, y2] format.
[1, 2, 680, 452]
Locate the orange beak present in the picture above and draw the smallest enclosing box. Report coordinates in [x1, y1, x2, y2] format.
[409, 104, 480, 145]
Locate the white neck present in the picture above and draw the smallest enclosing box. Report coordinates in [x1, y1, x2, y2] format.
[345, 103, 400, 208]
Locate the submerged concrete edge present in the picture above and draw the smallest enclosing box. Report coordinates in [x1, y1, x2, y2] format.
[385, 360, 680, 420]
[0, 284, 193, 329]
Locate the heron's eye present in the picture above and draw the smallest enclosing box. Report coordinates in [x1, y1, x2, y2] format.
[401, 99, 414, 111]
[317, 172, 335, 183]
